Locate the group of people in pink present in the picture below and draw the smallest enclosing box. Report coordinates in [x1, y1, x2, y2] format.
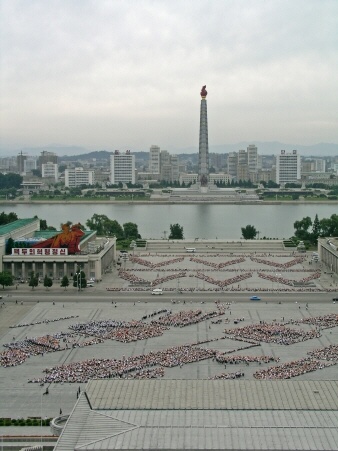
[110, 251, 332, 292]
[254, 345, 338, 379]
[224, 322, 320, 345]
[190, 257, 246, 269]
[129, 256, 184, 269]
[195, 271, 252, 288]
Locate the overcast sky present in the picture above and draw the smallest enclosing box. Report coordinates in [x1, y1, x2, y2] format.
[1, 0, 338, 153]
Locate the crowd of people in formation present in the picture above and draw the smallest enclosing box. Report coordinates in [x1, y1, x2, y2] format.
[195, 271, 252, 288]
[118, 270, 146, 284]
[190, 257, 246, 269]
[250, 256, 305, 269]
[215, 353, 279, 365]
[254, 344, 338, 379]
[141, 308, 171, 321]
[153, 309, 222, 328]
[224, 323, 321, 345]
[129, 256, 185, 269]
[287, 314, 338, 329]
[28, 345, 216, 384]
[123, 267, 319, 273]
[258, 271, 321, 287]
[209, 371, 245, 379]
[308, 344, 338, 361]
[10, 315, 79, 329]
[151, 271, 186, 287]
[106, 286, 336, 293]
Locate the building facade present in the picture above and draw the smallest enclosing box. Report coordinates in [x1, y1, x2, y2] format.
[149, 145, 161, 173]
[110, 150, 135, 185]
[42, 162, 58, 181]
[0, 218, 116, 281]
[65, 168, 95, 187]
[276, 150, 301, 185]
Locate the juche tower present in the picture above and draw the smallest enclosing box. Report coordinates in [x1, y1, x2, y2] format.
[198, 85, 209, 191]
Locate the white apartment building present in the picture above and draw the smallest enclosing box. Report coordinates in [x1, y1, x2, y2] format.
[276, 150, 301, 185]
[247, 144, 258, 173]
[149, 145, 161, 173]
[41, 162, 58, 181]
[110, 150, 135, 185]
[209, 173, 232, 185]
[65, 167, 95, 187]
[179, 173, 198, 185]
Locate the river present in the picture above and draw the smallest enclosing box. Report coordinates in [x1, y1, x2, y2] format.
[0, 202, 336, 240]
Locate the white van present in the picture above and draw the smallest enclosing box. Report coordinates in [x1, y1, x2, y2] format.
[152, 288, 163, 295]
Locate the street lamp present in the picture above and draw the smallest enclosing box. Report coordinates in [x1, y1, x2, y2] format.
[76, 266, 82, 291]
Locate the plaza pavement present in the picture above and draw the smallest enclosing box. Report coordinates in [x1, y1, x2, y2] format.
[0, 246, 337, 434]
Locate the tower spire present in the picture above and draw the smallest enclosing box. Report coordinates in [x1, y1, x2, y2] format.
[198, 85, 209, 188]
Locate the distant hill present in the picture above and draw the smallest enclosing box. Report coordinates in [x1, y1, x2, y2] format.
[177, 142, 338, 156]
[1, 142, 337, 158]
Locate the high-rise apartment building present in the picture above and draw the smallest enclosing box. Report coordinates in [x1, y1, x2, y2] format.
[227, 145, 260, 181]
[149, 145, 161, 173]
[160, 152, 179, 183]
[65, 167, 95, 187]
[17, 152, 27, 173]
[42, 162, 58, 181]
[38, 151, 58, 168]
[276, 150, 301, 185]
[227, 152, 238, 177]
[110, 150, 135, 185]
[247, 145, 258, 173]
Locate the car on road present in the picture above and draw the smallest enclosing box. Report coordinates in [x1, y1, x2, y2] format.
[250, 295, 261, 301]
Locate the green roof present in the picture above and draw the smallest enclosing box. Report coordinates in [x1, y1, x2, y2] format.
[0, 218, 38, 236]
[33, 229, 94, 241]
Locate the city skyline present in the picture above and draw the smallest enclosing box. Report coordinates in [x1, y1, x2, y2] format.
[1, 0, 338, 153]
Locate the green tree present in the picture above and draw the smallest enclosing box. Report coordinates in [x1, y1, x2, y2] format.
[0, 271, 14, 289]
[73, 268, 87, 290]
[169, 224, 184, 239]
[241, 225, 257, 240]
[0, 173, 23, 189]
[0, 212, 18, 225]
[5, 237, 15, 255]
[123, 222, 140, 239]
[61, 275, 69, 290]
[43, 275, 53, 290]
[86, 214, 124, 238]
[294, 216, 312, 241]
[28, 272, 39, 290]
[311, 214, 321, 244]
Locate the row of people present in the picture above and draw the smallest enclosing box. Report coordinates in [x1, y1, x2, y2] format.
[124, 268, 318, 276]
[215, 353, 279, 364]
[254, 356, 336, 379]
[224, 323, 320, 345]
[151, 271, 186, 287]
[195, 271, 252, 288]
[129, 256, 184, 269]
[209, 371, 245, 379]
[10, 315, 79, 329]
[28, 344, 215, 383]
[190, 257, 246, 269]
[250, 256, 305, 269]
[287, 314, 338, 329]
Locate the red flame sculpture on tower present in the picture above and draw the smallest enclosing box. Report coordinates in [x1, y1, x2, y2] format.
[200, 85, 207, 98]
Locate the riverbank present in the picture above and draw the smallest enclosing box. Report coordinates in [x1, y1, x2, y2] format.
[1, 199, 338, 205]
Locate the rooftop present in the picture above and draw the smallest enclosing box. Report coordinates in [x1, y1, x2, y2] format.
[54, 380, 338, 451]
[0, 218, 38, 236]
